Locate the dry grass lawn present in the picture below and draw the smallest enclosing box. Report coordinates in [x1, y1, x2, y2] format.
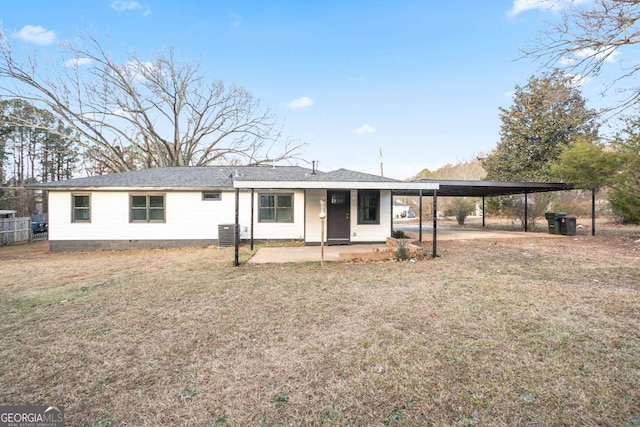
[1, 229, 639, 426]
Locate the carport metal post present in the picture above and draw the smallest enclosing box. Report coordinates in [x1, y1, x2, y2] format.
[432, 189, 438, 257]
[592, 188, 596, 236]
[419, 189, 423, 242]
[524, 192, 528, 232]
[250, 189, 255, 251]
[482, 196, 485, 228]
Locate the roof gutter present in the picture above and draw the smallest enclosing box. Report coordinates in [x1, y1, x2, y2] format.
[27, 186, 236, 192]
[233, 180, 439, 191]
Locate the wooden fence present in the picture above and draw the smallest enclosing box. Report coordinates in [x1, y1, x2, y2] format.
[0, 217, 33, 245]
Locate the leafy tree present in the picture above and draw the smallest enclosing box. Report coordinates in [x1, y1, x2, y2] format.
[481, 71, 598, 229]
[608, 123, 640, 223]
[551, 138, 616, 189]
[0, 99, 79, 214]
[41, 122, 78, 182]
[482, 71, 599, 181]
[1, 99, 78, 182]
[605, 118, 640, 224]
[0, 33, 300, 172]
[523, 0, 640, 111]
[552, 118, 640, 224]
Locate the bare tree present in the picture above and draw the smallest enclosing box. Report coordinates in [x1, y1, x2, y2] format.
[522, 0, 640, 111]
[0, 32, 301, 172]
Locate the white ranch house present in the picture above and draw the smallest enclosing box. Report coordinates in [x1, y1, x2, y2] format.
[32, 166, 438, 252]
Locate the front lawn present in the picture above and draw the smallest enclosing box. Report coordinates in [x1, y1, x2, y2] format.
[1, 234, 639, 426]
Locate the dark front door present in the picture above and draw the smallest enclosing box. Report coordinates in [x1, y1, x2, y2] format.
[327, 190, 350, 244]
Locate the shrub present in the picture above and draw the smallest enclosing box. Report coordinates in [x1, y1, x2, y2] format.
[395, 245, 408, 261]
[392, 230, 407, 239]
[443, 198, 475, 226]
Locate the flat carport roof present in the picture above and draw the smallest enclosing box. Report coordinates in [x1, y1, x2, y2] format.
[390, 179, 586, 259]
[393, 179, 574, 197]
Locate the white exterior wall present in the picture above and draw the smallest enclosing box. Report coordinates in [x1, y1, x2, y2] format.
[49, 191, 239, 240]
[250, 189, 305, 240]
[48, 189, 305, 241]
[304, 189, 327, 244]
[349, 189, 392, 243]
[303, 189, 391, 244]
[48, 188, 388, 243]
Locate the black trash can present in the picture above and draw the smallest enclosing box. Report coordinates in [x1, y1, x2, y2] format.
[545, 212, 566, 235]
[560, 216, 577, 236]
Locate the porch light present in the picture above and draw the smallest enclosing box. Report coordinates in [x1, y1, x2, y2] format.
[319, 197, 326, 219]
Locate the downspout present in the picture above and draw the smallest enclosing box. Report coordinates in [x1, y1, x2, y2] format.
[234, 188, 240, 267]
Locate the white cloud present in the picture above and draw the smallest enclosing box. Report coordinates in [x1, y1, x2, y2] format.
[110, 0, 151, 15]
[287, 96, 314, 110]
[558, 56, 576, 66]
[574, 47, 620, 63]
[355, 124, 376, 135]
[112, 108, 135, 120]
[14, 25, 56, 45]
[64, 57, 94, 67]
[128, 60, 155, 71]
[123, 60, 158, 80]
[110, 0, 141, 11]
[567, 73, 591, 86]
[507, 0, 588, 18]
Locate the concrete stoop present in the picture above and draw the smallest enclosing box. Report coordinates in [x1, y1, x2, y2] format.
[337, 237, 422, 261]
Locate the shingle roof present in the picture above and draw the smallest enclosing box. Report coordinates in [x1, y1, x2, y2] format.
[29, 165, 405, 190]
[30, 166, 316, 189]
[28, 166, 572, 196]
[302, 168, 400, 183]
[231, 166, 320, 181]
[32, 167, 216, 189]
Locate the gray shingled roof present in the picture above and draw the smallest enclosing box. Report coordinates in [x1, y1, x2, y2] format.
[29, 166, 573, 196]
[30, 165, 405, 190]
[302, 168, 400, 183]
[29, 165, 330, 189]
[32, 167, 222, 189]
[231, 166, 320, 181]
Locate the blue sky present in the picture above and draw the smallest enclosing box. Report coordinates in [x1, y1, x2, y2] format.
[0, 0, 618, 179]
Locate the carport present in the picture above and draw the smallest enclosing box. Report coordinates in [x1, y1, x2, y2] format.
[394, 180, 581, 255]
[235, 178, 579, 265]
